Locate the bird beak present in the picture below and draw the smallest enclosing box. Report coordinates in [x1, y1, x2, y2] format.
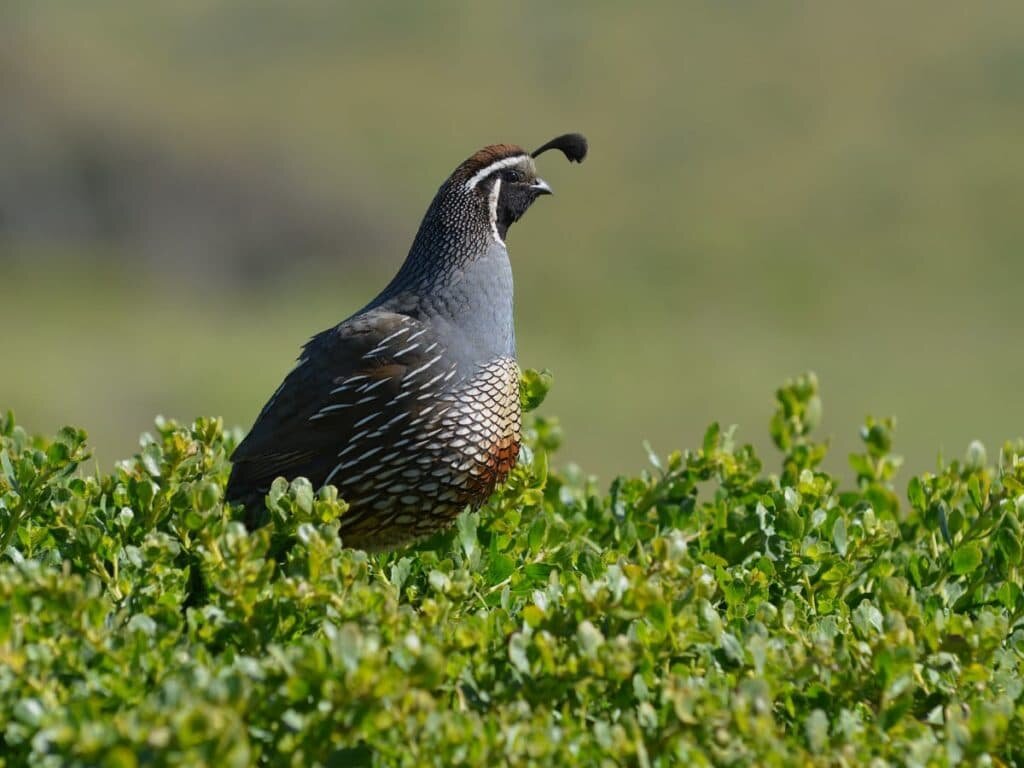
[531, 178, 553, 196]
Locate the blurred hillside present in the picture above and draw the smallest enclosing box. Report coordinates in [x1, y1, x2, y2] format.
[2, 2, 1023, 479]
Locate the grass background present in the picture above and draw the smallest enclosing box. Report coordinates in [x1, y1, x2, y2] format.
[2, 2, 1023, 479]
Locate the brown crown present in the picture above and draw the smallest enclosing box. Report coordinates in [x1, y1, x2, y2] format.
[451, 144, 527, 183]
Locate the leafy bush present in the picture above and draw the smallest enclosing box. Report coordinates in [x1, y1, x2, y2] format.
[1, 373, 1023, 767]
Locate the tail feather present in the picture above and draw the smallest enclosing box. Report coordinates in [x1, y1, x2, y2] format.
[226, 466, 270, 530]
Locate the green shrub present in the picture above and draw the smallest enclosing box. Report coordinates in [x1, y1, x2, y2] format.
[1, 373, 1023, 767]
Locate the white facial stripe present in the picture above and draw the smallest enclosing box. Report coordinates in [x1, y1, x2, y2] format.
[488, 178, 503, 244]
[464, 155, 526, 190]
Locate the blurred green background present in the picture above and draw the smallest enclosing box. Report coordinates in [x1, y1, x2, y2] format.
[2, 2, 1022, 481]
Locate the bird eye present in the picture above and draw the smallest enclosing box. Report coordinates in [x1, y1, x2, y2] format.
[501, 168, 524, 183]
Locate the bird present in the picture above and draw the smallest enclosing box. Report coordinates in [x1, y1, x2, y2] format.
[226, 133, 588, 550]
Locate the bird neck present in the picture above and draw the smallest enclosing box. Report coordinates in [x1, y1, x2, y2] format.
[370, 189, 516, 360]
[388, 188, 492, 291]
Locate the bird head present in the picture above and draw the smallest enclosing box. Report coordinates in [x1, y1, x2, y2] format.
[449, 133, 588, 242]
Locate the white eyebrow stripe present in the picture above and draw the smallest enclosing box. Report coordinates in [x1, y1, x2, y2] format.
[464, 155, 526, 190]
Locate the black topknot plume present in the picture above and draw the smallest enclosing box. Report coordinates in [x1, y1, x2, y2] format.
[531, 133, 588, 164]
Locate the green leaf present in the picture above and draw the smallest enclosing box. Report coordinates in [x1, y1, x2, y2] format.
[194, 481, 220, 512]
[269, 476, 289, 508]
[390, 557, 412, 593]
[832, 516, 848, 557]
[519, 368, 553, 412]
[907, 476, 925, 510]
[527, 518, 546, 553]
[291, 477, 314, 515]
[852, 601, 883, 637]
[967, 475, 983, 511]
[950, 543, 983, 575]
[805, 709, 829, 753]
[643, 441, 662, 472]
[848, 453, 873, 480]
[2, 374, 1023, 765]
[995, 528, 1022, 566]
[457, 511, 478, 563]
[487, 553, 515, 583]
[996, 582, 1021, 611]
[531, 446, 548, 488]
[522, 604, 544, 628]
[702, 422, 720, 455]
[524, 562, 555, 583]
[776, 507, 804, 540]
[46, 441, 69, 465]
[0, 449, 16, 488]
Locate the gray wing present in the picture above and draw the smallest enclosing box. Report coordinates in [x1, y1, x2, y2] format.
[226, 309, 453, 513]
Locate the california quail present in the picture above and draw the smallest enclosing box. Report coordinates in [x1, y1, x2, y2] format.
[227, 133, 587, 550]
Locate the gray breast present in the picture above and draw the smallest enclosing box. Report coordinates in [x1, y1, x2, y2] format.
[417, 242, 516, 372]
